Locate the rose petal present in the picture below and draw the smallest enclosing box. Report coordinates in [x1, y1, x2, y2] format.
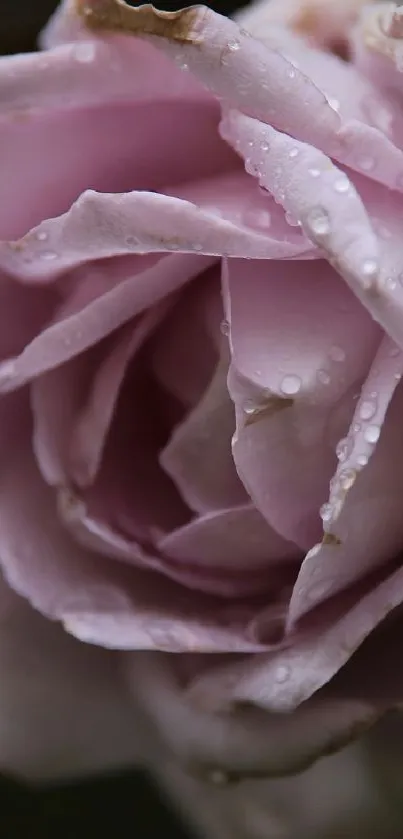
[81, 2, 403, 191]
[188, 559, 403, 712]
[0, 446, 266, 652]
[0, 252, 214, 393]
[0, 574, 145, 781]
[159, 505, 299, 573]
[224, 257, 379, 548]
[124, 651, 380, 779]
[161, 349, 247, 514]
[288, 340, 403, 625]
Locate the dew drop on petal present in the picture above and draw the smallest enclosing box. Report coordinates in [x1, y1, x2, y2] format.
[275, 665, 290, 684]
[364, 424, 381, 444]
[317, 369, 331, 385]
[280, 374, 301, 395]
[244, 399, 259, 415]
[36, 230, 48, 242]
[244, 209, 272, 230]
[227, 37, 240, 51]
[329, 345, 346, 362]
[72, 42, 96, 63]
[260, 140, 269, 152]
[357, 454, 369, 467]
[359, 399, 377, 421]
[336, 437, 351, 462]
[220, 319, 230, 336]
[333, 175, 350, 194]
[40, 250, 58, 261]
[360, 259, 379, 289]
[289, 148, 299, 159]
[306, 207, 330, 237]
[308, 168, 321, 178]
[320, 503, 333, 523]
[357, 156, 375, 173]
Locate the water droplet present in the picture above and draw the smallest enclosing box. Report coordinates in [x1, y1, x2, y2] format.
[244, 208, 271, 230]
[329, 345, 346, 362]
[244, 399, 259, 415]
[317, 369, 331, 385]
[287, 68, 296, 79]
[36, 230, 48, 242]
[40, 250, 58, 261]
[385, 276, 397, 292]
[125, 235, 138, 248]
[327, 97, 340, 112]
[336, 437, 351, 462]
[361, 258, 379, 289]
[308, 168, 321, 178]
[359, 399, 377, 421]
[338, 468, 356, 491]
[289, 148, 299, 159]
[320, 503, 332, 522]
[227, 37, 240, 51]
[72, 42, 96, 63]
[275, 665, 290, 683]
[220, 319, 230, 336]
[333, 175, 350, 194]
[178, 60, 189, 71]
[280, 374, 301, 395]
[193, 243, 204, 251]
[306, 207, 330, 237]
[357, 156, 375, 172]
[285, 210, 301, 228]
[364, 424, 380, 444]
[260, 140, 269, 152]
[357, 454, 369, 467]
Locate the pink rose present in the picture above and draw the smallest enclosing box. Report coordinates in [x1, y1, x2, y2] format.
[2, 0, 403, 787]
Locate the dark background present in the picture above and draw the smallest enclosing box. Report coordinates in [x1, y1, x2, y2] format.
[0, 0, 244, 836]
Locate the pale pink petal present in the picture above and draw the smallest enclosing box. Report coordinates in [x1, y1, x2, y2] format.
[237, 0, 369, 54]
[288, 340, 403, 626]
[0, 68, 230, 239]
[32, 303, 169, 488]
[124, 652, 380, 779]
[0, 449, 265, 653]
[0, 183, 311, 285]
[150, 266, 222, 409]
[57, 487, 289, 599]
[224, 257, 379, 548]
[352, 3, 403, 97]
[0, 574, 145, 781]
[77, 1, 341, 141]
[0, 252, 214, 393]
[81, 2, 403, 191]
[221, 110, 403, 350]
[220, 110, 381, 288]
[161, 350, 247, 514]
[188, 561, 403, 712]
[159, 505, 299, 572]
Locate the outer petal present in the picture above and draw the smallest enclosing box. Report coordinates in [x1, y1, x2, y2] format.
[80, 2, 403, 191]
[123, 651, 380, 780]
[187, 557, 403, 713]
[288, 340, 403, 626]
[0, 575, 145, 781]
[224, 257, 379, 548]
[221, 109, 403, 351]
